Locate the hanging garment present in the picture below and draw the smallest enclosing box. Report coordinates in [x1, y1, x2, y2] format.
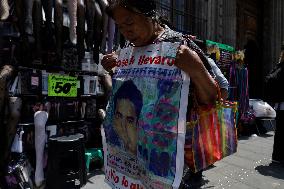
[85, 0, 95, 52]
[0, 65, 14, 171]
[77, 0, 85, 61]
[0, 0, 9, 20]
[54, 0, 63, 62]
[4, 97, 22, 163]
[97, 0, 108, 53]
[42, 0, 54, 50]
[33, 0, 42, 60]
[13, 0, 25, 35]
[23, 0, 34, 35]
[11, 129, 24, 153]
[62, 42, 79, 70]
[0, 65, 13, 124]
[85, 0, 103, 64]
[7, 97, 22, 140]
[34, 110, 49, 187]
[67, 0, 77, 44]
[93, 1, 103, 64]
[42, 0, 52, 29]
[107, 18, 116, 53]
[8, 0, 15, 19]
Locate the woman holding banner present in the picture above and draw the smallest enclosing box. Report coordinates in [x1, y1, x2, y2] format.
[101, 0, 217, 188]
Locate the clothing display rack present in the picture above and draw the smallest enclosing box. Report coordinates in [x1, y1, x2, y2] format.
[0, 0, 116, 188]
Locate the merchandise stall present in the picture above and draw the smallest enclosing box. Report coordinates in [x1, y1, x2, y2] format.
[205, 40, 250, 132]
[0, 0, 116, 188]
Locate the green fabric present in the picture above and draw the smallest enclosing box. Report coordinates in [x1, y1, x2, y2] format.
[85, 148, 103, 171]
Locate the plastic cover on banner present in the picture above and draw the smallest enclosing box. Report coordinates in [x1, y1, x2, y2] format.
[102, 42, 190, 189]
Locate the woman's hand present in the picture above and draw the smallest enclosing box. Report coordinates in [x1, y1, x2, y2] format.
[101, 52, 117, 72]
[175, 45, 217, 105]
[175, 45, 204, 78]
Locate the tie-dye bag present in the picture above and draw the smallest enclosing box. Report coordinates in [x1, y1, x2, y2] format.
[184, 89, 238, 173]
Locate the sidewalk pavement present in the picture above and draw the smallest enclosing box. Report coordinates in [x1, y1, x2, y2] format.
[83, 131, 284, 189]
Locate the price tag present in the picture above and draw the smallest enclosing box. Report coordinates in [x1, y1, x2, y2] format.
[48, 74, 78, 97]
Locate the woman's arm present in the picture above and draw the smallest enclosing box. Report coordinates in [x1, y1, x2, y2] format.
[175, 45, 217, 105]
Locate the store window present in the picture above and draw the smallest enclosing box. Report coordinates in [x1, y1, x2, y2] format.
[174, 0, 185, 32]
[155, 0, 207, 37]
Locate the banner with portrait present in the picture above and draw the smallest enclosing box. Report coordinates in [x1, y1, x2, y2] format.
[102, 42, 190, 189]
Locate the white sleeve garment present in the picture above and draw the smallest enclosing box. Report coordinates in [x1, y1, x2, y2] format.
[207, 57, 229, 91]
[34, 111, 49, 187]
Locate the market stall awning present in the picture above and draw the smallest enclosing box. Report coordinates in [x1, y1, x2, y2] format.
[206, 40, 235, 52]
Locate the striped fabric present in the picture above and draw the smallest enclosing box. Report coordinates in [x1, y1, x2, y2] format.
[184, 101, 238, 173]
[24, 0, 34, 35]
[0, 0, 9, 20]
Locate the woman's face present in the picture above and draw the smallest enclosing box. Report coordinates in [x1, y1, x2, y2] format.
[113, 98, 138, 155]
[112, 6, 155, 46]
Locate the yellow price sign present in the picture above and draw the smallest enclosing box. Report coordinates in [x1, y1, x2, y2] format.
[48, 74, 78, 97]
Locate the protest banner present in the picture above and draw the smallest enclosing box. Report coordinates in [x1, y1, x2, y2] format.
[103, 42, 190, 189]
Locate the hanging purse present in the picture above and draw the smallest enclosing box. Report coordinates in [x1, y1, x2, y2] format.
[184, 85, 238, 173]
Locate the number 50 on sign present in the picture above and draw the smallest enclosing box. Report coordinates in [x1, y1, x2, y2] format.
[48, 74, 78, 97]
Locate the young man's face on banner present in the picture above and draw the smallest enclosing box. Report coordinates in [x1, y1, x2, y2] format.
[113, 98, 138, 155]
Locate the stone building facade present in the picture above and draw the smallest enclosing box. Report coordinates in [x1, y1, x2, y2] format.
[156, 0, 284, 98]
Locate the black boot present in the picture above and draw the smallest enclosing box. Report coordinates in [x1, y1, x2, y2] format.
[85, 0, 95, 52]
[32, 0, 43, 65]
[54, 0, 63, 64]
[97, 0, 109, 53]
[93, 1, 103, 64]
[77, 0, 85, 61]
[24, 0, 34, 35]
[42, 0, 55, 50]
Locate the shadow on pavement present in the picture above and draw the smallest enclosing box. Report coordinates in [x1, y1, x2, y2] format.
[86, 169, 105, 184]
[255, 163, 284, 180]
[197, 178, 213, 189]
[238, 132, 274, 142]
[180, 177, 211, 189]
[87, 170, 104, 178]
[258, 133, 274, 138]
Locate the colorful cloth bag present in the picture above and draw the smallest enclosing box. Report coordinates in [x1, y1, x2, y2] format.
[184, 92, 238, 173]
